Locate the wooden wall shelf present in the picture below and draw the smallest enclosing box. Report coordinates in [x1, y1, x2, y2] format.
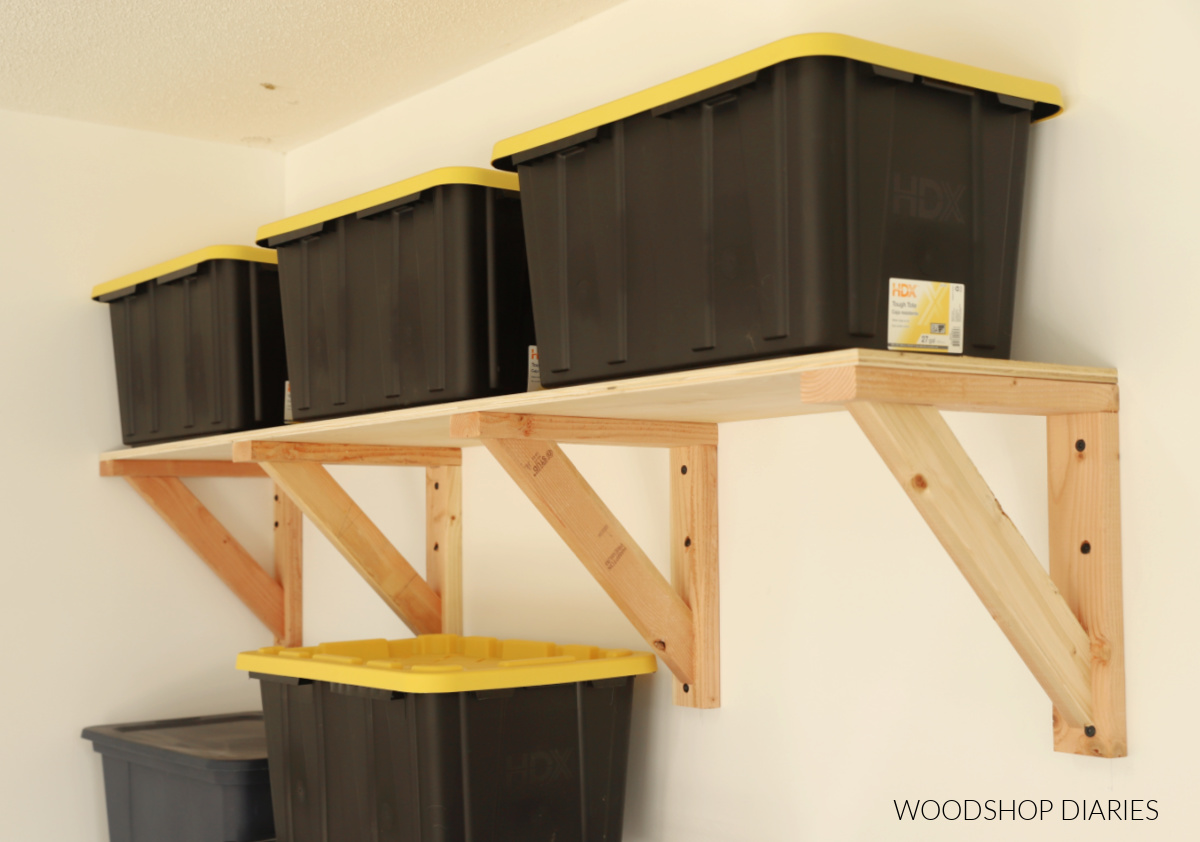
[100, 350, 1125, 756]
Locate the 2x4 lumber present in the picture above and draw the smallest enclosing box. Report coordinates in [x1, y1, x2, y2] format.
[801, 366, 1119, 416]
[671, 445, 720, 708]
[482, 436, 697, 683]
[847, 401, 1095, 729]
[1048, 413, 1127, 757]
[426, 466, 463, 635]
[274, 485, 304, 648]
[232, 440, 461, 467]
[261, 461, 442, 635]
[101, 460, 267, 478]
[125, 476, 283, 638]
[849, 350, 1115, 384]
[451, 412, 717, 447]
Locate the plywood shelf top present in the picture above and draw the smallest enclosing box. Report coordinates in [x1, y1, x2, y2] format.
[101, 349, 1118, 462]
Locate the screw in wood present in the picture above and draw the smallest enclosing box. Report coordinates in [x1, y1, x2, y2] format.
[1081, 541, 1092, 554]
[1085, 725, 1096, 737]
[682, 684, 690, 693]
[274, 494, 279, 501]
[434, 482, 439, 490]
[1075, 439, 1086, 452]
[274, 521, 279, 528]
[680, 465, 688, 475]
[433, 543, 439, 551]
[684, 537, 692, 547]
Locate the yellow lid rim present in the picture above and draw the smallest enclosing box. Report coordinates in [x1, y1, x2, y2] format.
[256, 166, 521, 246]
[91, 245, 278, 301]
[236, 635, 658, 694]
[492, 32, 1064, 169]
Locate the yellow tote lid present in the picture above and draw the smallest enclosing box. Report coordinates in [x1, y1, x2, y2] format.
[492, 32, 1064, 170]
[91, 245, 277, 301]
[236, 634, 657, 694]
[255, 166, 520, 246]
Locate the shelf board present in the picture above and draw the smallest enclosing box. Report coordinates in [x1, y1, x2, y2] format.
[102, 349, 1117, 461]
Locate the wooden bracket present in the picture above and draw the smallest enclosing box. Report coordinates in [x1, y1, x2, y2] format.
[233, 442, 461, 637]
[451, 412, 720, 708]
[847, 402, 1125, 756]
[103, 461, 303, 646]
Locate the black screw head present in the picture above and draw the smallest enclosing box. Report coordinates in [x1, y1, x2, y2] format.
[1075, 439, 1086, 452]
[434, 482, 440, 490]
[433, 542, 439, 551]
[274, 494, 279, 501]
[682, 684, 690, 693]
[680, 465, 688, 475]
[1081, 541, 1092, 554]
[1085, 725, 1096, 738]
[684, 537, 692, 547]
[274, 521, 279, 528]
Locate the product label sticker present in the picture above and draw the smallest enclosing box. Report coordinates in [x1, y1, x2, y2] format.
[887, 279, 964, 354]
[283, 381, 294, 423]
[527, 345, 543, 391]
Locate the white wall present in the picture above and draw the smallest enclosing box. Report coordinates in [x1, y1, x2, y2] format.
[284, 1, 1200, 840]
[0, 109, 284, 840]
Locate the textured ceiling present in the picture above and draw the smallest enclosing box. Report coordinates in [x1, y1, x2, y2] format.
[0, 0, 628, 150]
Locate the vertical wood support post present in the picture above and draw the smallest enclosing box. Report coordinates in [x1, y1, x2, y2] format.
[427, 465, 463, 635]
[1048, 413, 1126, 757]
[274, 484, 303, 647]
[671, 445, 720, 708]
